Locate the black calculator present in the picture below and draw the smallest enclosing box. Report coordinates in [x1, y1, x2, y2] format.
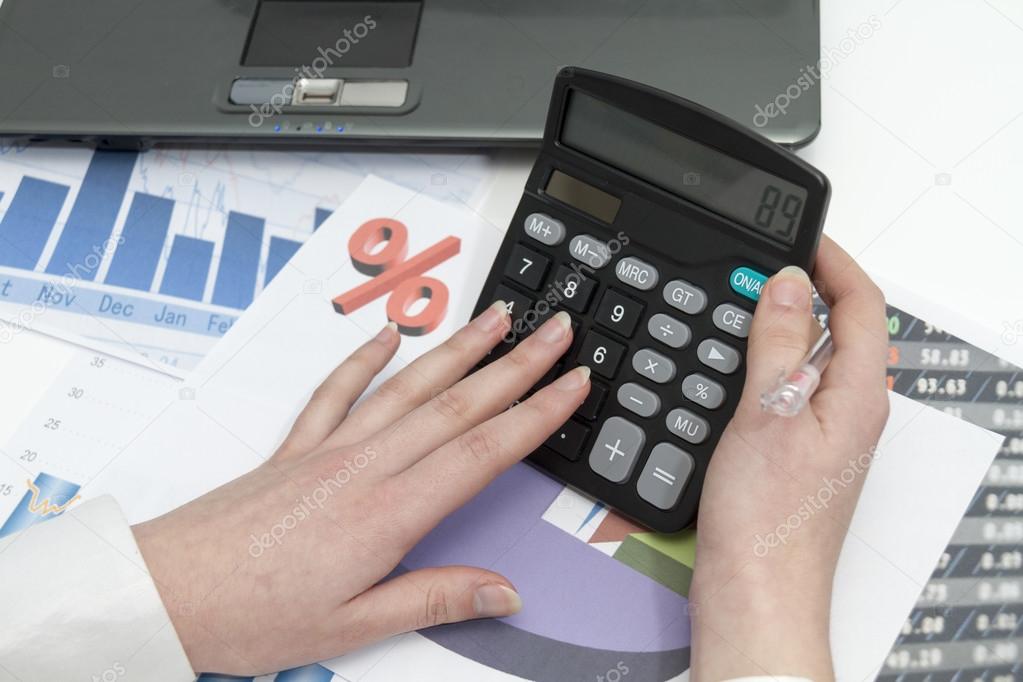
[472, 68, 830, 532]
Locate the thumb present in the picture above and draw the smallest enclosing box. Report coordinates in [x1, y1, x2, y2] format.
[341, 566, 521, 642]
[740, 265, 819, 408]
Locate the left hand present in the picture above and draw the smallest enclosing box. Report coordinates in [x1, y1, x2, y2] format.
[133, 305, 590, 675]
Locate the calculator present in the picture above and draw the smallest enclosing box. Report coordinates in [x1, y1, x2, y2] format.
[472, 68, 830, 532]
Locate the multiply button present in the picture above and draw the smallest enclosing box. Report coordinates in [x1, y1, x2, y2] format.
[615, 257, 659, 291]
[663, 279, 707, 315]
[647, 313, 691, 349]
[588, 416, 646, 483]
[682, 373, 726, 409]
[632, 348, 676, 384]
[665, 407, 710, 444]
[637, 443, 694, 510]
[569, 234, 611, 269]
[523, 212, 565, 246]
[712, 303, 751, 339]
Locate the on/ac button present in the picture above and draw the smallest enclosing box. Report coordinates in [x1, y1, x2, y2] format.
[729, 266, 768, 301]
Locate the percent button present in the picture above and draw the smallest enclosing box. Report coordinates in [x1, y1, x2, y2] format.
[681, 373, 726, 410]
[331, 218, 461, 336]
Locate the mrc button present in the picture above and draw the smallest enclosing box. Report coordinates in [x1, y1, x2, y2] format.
[730, 266, 768, 301]
[615, 257, 659, 290]
[523, 213, 565, 246]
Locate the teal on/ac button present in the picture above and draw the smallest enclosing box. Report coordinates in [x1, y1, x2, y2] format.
[729, 266, 768, 301]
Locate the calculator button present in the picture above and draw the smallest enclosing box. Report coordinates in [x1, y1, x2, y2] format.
[594, 289, 643, 337]
[493, 284, 535, 326]
[504, 244, 550, 290]
[682, 373, 726, 410]
[615, 256, 659, 291]
[665, 407, 710, 444]
[552, 265, 597, 313]
[569, 234, 612, 269]
[637, 443, 694, 510]
[617, 382, 661, 418]
[632, 348, 676, 384]
[662, 279, 707, 315]
[524, 212, 565, 246]
[588, 416, 645, 483]
[712, 303, 752, 339]
[729, 266, 769, 301]
[544, 419, 591, 461]
[647, 313, 691, 349]
[577, 331, 626, 379]
[575, 381, 608, 421]
[697, 338, 742, 374]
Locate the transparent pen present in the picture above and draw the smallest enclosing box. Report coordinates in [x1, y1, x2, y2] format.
[760, 327, 834, 417]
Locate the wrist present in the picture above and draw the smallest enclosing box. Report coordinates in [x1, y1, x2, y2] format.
[689, 560, 834, 680]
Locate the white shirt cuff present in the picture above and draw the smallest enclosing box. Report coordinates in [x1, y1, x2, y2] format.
[0, 495, 195, 681]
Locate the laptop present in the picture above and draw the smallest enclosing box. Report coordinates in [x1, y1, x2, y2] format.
[0, 0, 822, 148]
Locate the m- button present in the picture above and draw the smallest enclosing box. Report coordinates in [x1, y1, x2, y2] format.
[615, 257, 659, 291]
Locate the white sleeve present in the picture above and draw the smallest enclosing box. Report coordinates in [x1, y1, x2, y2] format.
[0, 495, 196, 682]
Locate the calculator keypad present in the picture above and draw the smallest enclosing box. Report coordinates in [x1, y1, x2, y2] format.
[478, 207, 766, 529]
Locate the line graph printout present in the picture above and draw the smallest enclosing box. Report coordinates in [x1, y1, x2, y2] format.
[0, 143, 493, 374]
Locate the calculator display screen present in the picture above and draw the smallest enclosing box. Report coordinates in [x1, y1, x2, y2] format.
[560, 91, 807, 245]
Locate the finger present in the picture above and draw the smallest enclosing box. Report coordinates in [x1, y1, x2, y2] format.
[738, 265, 817, 414]
[388, 365, 590, 535]
[810, 237, 889, 423]
[317, 300, 511, 450]
[336, 566, 521, 648]
[365, 311, 575, 475]
[273, 323, 400, 461]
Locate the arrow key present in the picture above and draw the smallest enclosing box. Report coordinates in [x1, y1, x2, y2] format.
[696, 338, 741, 374]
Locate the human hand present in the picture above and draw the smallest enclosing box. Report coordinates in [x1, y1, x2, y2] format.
[689, 237, 890, 680]
[132, 305, 590, 675]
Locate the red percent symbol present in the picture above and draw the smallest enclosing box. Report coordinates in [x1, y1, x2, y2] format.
[331, 218, 461, 336]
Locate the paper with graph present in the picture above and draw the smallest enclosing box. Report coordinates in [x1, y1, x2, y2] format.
[0, 144, 492, 375]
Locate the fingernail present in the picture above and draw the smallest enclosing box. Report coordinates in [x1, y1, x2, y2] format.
[474, 300, 509, 332]
[536, 311, 571, 343]
[553, 365, 591, 391]
[769, 266, 811, 307]
[473, 584, 522, 617]
[375, 321, 398, 342]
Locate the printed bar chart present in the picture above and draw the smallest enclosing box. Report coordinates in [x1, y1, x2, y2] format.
[45, 150, 137, 279]
[105, 193, 174, 290]
[0, 177, 70, 269]
[160, 236, 214, 301]
[212, 211, 265, 309]
[266, 236, 302, 285]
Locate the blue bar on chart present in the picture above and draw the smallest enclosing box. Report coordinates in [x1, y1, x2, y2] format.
[105, 193, 174, 291]
[0, 472, 81, 539]
[275, 664, 335, 681]
[265, 236, 302, 286]
[44, 150, 138, 279]
[212, 211, 264, 309]
[0, 177, 70, 269]
[160, 235, 214, 302]
[314, 207, 333, 231]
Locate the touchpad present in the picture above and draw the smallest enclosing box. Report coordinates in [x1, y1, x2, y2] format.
[242, 0, 422, 68]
